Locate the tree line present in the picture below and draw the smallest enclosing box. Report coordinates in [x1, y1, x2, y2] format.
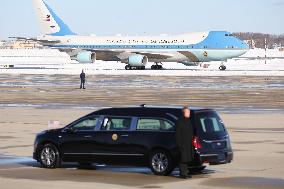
[233, 32, 284, 49]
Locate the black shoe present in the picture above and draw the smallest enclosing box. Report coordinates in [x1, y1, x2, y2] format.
[179, 175, 188, 179]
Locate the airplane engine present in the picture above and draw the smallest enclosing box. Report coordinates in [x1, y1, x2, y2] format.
[127, 54, 148, 66]
[76, 51, 96, 63]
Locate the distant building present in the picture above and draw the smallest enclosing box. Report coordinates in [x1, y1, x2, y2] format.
[0, 41, 5, 47]
[1, 40, 42, 49]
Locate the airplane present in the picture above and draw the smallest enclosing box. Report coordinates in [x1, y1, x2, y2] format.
[12, 0, 249, 71]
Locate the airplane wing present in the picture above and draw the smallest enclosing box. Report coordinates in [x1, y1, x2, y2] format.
[58, 48, 174, 61]
[132, 52, 173, 59]
[8, 36, 174, 61]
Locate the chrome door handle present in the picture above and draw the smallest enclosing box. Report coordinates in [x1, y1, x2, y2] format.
[84, 135, 92, 138]
[121, 134, 129, 137]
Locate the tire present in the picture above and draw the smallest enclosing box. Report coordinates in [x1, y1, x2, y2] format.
[125, 65, 130, 70]
[149, 149, 174, 176]
[39, 143, 61, 169]
[219, 65, 227, 71]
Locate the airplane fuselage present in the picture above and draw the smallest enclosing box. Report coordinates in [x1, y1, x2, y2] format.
[41, 31, 249, 63]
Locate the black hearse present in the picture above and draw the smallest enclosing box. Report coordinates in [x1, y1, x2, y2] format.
[33, 105, 233, 175]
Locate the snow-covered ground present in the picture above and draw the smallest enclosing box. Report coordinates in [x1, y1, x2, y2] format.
[0, 49, 71, 65]
[0, 49, 283, 76]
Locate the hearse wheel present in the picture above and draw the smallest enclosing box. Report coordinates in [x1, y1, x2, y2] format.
[39, 143, 61, 168]
[150, 149, 174, 176]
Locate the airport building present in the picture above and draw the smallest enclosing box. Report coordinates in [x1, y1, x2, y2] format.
[1, 40, 42, 49]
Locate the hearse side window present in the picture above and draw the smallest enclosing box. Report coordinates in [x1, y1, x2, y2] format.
[137, 118, 174, 131]
[71, 117, 98, 131]
[101, 117, 132, 131]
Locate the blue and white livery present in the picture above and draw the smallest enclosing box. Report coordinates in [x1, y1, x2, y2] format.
[27, 0, 249, 70]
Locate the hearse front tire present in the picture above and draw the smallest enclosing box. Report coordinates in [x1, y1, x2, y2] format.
[149, 149, 174, 176]
[39, 143, 61, 169]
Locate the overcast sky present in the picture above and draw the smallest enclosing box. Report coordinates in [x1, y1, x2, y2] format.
[0, 0, 283, 39]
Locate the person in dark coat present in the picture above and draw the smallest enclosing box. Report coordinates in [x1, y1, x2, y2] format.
[175, 106, 194, 179]
[80, 70, 86, 89]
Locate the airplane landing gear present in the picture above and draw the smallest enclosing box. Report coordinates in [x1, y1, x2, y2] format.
[125, 65, 145, 70]
[219, 62, 227, 71]
[151, 62, 163, 70]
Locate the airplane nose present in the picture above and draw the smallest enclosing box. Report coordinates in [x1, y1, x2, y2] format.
[238, 38, 250, 50]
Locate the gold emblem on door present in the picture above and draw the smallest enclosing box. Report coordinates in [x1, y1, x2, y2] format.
[112, 134, 118, 141]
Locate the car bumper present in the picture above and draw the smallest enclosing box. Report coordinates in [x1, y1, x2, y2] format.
[33, 152, 38, 161]
[199, 151, 233, 165]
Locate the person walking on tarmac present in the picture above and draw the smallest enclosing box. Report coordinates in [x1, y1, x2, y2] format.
[176, 106, 194, 179]
[80, 70, 86, 89]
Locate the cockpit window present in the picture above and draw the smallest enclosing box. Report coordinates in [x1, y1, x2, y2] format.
[225, 34, 233, 37]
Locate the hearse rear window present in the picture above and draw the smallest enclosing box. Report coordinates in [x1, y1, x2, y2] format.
[137, 118, 174, 131]
[197, 112, 225, 133]
[101, 117, 132, 131]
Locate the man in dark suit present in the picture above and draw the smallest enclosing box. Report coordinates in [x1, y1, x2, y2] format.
[80, 70, 86, 89]
[176, 106, 194, 179]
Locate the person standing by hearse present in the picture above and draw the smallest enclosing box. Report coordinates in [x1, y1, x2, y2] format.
[176, 106, 194, 179]
[80, 70, 86, 89]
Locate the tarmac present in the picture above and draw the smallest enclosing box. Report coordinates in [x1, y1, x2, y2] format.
[0, 74, 283, 189]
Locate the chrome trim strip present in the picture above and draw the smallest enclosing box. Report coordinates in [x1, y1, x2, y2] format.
[200, 154, 218, 157]
[64, 152, 144, 156]
[203, 139, 227, 143]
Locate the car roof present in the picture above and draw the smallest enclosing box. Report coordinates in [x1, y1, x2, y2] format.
[89, 105, 215, 120]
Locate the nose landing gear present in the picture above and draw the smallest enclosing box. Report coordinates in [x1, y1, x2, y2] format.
[219, 62, 227, 71]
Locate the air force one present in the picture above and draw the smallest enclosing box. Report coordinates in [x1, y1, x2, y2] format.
[13, 0, 249, 70]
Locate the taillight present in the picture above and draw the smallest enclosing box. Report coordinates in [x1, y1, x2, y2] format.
[192, 136, 202, 149]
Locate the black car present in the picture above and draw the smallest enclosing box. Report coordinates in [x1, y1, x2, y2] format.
[33, 105, 233, 175]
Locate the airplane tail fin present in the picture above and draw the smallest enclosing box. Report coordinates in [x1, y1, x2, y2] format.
[33, 0, 76, 36]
